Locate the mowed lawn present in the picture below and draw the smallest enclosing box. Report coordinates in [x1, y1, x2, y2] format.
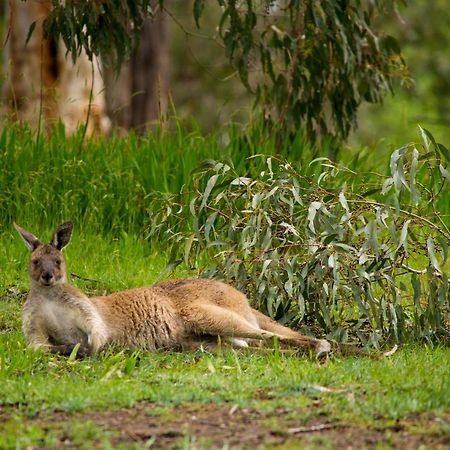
[0, 232, 449, 449]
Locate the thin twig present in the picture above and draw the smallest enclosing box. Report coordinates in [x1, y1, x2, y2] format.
[78, 60, 95, 153]
[205, 205, 232, 220]
[2, 7, 11, 49]
[163, 6, 223, 43]
[347, 199, 450, 240]
[288, 423, 343, 434]
[400, 264, 426, 275]
[162, 5, 240, 84]
[383, 344, 398, 357]
[70, 273, 101, 284]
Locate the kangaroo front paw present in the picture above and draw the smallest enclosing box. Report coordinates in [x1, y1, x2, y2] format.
[315, 339, 331, 359]
[50, 343, 90, 358]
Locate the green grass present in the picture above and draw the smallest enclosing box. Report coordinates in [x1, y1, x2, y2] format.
[0, 122, 281, 235]
[1, 231, 449, 449]
[1, 315, 449, 448]
[1, 334, 449, 418]
[0, 123, 219, 234]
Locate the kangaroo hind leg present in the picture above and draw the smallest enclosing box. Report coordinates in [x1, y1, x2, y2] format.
[184, 303, 275, 340]
[251, 308, 331, 356]
[184, 304, 322, 353]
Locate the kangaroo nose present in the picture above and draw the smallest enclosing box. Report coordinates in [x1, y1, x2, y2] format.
[42, 272, 53, 281]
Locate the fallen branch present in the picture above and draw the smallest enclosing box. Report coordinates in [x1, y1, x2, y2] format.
[288, 423, 343, 434]
[383, 344, 399, 357]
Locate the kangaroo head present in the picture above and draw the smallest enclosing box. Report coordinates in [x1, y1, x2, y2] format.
[14, 222, 73, 287]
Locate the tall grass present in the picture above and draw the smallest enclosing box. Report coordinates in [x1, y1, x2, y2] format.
[0, 121, 310, 234]
[1, 123, 221, 234]
[1, 121, 448, 238]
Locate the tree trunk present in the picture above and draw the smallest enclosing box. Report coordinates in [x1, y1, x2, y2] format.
[104, 3, 169, 134]
[2, 0, 109, 135]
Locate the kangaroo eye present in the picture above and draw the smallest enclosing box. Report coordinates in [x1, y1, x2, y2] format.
[32, 260, 39, 266]
[55, 260, 61, 266]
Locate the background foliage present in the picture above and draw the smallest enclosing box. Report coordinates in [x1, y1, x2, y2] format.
[41, 0, 405, 143]
[1, 2, 449, 145]
[353, 0, 450, 147]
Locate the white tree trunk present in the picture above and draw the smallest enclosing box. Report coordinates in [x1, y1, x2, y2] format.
[2, 0, 110, 135]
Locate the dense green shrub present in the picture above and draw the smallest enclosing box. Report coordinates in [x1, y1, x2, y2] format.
[151, 128, 450, 346]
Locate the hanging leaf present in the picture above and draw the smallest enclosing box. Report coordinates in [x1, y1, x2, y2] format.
[427, 236, 441, 273]
[193, 0, 205, 28]
[439, 165, 450, 180]
[184, 233, 196, 266]
[200, 175, 219, 212]
[396, 220, 411, 253]
[25, 21, 37, 45]
[307, 202, 322, 234]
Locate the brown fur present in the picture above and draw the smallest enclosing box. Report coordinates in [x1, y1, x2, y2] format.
[15, 222, 331, 358]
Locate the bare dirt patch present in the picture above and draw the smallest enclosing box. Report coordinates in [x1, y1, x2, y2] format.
[14, 403, 450, 449]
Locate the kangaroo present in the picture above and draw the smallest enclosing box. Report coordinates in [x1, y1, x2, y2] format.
[14, 222, 331, 358]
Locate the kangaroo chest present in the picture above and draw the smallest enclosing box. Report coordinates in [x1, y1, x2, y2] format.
[37, 299, 88, 346]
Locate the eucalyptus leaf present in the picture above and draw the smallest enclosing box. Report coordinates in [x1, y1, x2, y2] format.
[200, 175, 219, 212]
[427, 237, 441, 273]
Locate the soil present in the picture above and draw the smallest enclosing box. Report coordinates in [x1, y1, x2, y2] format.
[5, 402, 449, 449]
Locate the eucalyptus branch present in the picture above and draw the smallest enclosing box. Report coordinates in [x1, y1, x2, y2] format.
[347, 199, 450, 241]
[162, 6, 221, 43]
[150, 132, 450, 346]
[204, 205, 232, 220]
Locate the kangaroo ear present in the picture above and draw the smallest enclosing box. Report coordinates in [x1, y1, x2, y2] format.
[14, 223, 42, 251]
[51, 222, 73, 250]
